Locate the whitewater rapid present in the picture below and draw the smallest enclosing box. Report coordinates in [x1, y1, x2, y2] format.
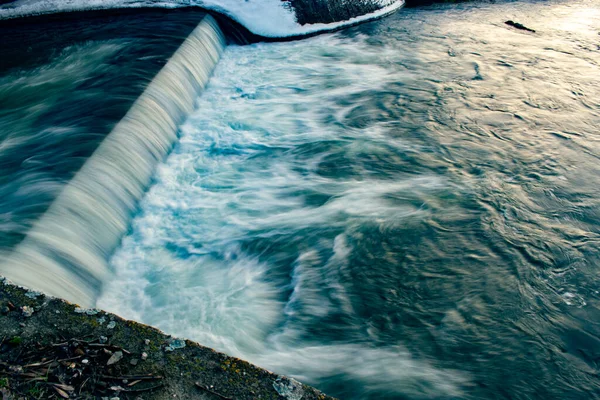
[0, 0, 405, 37]
[97, 1, 600, 398]
[98, 33, 468, 398]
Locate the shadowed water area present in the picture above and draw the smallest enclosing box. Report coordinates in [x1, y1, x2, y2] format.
[0, 9, 206, 250]
[1, 0, 600, 399]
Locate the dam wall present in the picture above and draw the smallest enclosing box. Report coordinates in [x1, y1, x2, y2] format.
[0, 15, 226, 307]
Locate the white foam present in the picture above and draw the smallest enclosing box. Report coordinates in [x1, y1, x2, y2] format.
[0, 0, 405, 38]
[100, 33, 466, 397]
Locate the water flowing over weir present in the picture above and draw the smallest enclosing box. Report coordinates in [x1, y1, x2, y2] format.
[0, 15, 226, 307]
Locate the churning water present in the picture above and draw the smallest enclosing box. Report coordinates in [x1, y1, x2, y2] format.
[3, 0, 600, 398]
[101, 1, 600, 398]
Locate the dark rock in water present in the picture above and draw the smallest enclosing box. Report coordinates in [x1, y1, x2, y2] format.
[505, 20, 536, 33]
[289, 0, 387, 25]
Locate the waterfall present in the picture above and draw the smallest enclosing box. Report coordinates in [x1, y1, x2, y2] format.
[0, 14, 226, 307]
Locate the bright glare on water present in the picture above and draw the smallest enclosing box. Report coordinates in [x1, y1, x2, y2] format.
[94, 1, 600, 399]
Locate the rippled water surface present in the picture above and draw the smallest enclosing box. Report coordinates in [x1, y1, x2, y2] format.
[95, 1, 600, 398]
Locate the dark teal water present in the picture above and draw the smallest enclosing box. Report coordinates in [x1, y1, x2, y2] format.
[0, 9, 205, 249]
[2, 1, 600, 399]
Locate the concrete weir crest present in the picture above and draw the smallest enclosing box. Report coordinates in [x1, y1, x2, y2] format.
[0, 15, 226, 307]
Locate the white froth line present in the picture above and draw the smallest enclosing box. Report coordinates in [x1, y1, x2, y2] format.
[0, 0, 405, 38]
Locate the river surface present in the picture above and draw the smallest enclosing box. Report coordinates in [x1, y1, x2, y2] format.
[3, 0, 600, 399]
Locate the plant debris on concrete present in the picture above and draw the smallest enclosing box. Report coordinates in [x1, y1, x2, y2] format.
[0, 280, 335, 400]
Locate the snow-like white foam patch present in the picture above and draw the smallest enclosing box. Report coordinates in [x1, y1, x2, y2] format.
[0, 0, 405, 37]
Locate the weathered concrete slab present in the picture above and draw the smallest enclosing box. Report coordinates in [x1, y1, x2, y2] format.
[0, 280, 335, 400]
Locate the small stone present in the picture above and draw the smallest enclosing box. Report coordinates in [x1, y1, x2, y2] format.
[75, 307, 99, 316]
[98, 317, 106, 325]
[107, 351, 123, 366]
[25, 291, 42, 299]
[165, 338, 186, 352]
[141, 352, 148, 360]
[9, 365, 23, 373]
[99, 336, 108, 344]
[107, 321, 116, 329]
[144, 339, 151, 345]
[273, 377, 304, 400]
[130, 359, 139, 366]
[82, 359, 90, 365]
[21, 306, 34, 317]
[55, 310, 61, 314]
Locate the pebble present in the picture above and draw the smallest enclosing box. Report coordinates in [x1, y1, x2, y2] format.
[141, 352, 148, 360]
[107, 351, 123, 366]
[165, 338, 186, 352]
[130, 359, 139, 366]
[144, 339, 151, 345]
[75, 307, 99, 316]
[107, 321, 116, 329]
[99, 336, 108, 344]
[21, 306, 34, 317]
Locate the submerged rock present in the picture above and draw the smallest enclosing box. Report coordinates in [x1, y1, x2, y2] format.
[505, 20, 536, 32]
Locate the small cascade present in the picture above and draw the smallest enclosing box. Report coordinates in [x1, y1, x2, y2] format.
[0, 15, 226, 307]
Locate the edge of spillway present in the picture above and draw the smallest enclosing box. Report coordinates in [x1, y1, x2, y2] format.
[0, 15, 225, 307]
[0, 279, 336, 399]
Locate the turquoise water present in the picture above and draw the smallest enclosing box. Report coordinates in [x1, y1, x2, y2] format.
[94, 1, 600, 398]
[1, 0, 599, 398]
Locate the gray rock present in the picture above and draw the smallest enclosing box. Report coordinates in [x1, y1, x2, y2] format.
[107, 351, 123, 366]
[273, 377, 305, 400]
[21, 306, 34, 317]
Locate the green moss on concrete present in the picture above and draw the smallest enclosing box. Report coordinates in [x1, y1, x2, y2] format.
[0, 279, 336, 400]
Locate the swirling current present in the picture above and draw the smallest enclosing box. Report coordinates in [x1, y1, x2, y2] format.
[2, 0, 600, 399]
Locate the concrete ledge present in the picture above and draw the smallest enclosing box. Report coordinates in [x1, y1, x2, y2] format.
[0, 280, 335, 400]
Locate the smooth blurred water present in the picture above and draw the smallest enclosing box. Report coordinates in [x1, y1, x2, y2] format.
[93, 1, 600, 399]
[0, 9, 205, 251]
